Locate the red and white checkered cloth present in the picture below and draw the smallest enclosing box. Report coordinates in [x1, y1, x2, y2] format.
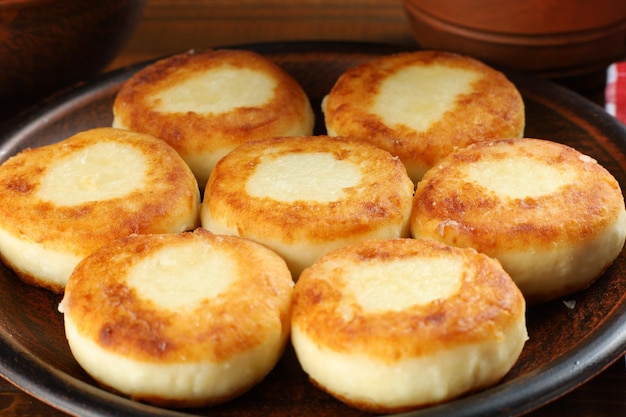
[606, 62, 626, 124]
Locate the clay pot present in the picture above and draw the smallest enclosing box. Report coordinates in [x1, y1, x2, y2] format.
[0, 0, 146, 119]
[403, 0, 626, 81]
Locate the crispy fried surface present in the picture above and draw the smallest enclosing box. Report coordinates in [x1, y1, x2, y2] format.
[61, 228, 293, 406]
[201, 135, 415, 276]
[0, 127, 200, 291]
[322, 50, 525, 182]
[411, 138, 626, 302]
[291, 238, 526, 412]
[293, 238, 524, 357]
[62, 228, 293, 363]
[113, 49, 314, 187]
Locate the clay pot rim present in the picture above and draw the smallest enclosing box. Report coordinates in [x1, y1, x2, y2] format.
[405, 2, 626, 47]
[402, 0, 626, 35]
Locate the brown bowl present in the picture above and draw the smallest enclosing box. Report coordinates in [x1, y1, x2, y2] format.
[0, 0, 145, 119]
[402, 0, 626, 82]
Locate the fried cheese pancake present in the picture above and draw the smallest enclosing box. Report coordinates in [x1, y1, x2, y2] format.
[0, 128, 200, 292]
[411, 138, 626, 303]
[113, 49, 315, 188]
[291, 238, 527, 413]
[322, 50, 525, 183]
[201, 135, 415, 279]
[59, 228, 293, 408]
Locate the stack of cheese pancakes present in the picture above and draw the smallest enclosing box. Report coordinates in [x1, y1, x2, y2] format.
[0, 47, 623, 412]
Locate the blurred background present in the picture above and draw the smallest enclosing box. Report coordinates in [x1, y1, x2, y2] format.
[110, 0, 626, 92]
[1, 0, 625, 118]
[106, 0, 415, 69]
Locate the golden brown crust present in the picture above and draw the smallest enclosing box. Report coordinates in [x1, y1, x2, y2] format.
[113, 48, 314, 185]
[323, 51, 525, 180]
[410, 138, 626, 302]
[0, 128, 199, 255]
[0, 128, 200, 291]
[203, 135, 414, 243]
[292, 238, 525, 359]
[63, 228, 293, 364]
[411, 138, 624, 253]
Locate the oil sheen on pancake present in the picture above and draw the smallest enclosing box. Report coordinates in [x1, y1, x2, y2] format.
[113, 48, 315, 188]
[322, 50, 525, 183]
[411, 138, 626, 303]
[291, 238, 527, 413]
[0, 127, 200, 292]
[60, 228, 293, 407]
[201, 135, 415, 279]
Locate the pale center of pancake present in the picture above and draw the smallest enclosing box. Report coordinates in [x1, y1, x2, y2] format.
[463, 157, 575, 199]
[126, 242, 236, 310]
[150, 67, 276, 114]
[344, 257, 463, 313]
[36, 142, 147, 205]
[373, 65, 480, 132]
[246, 152, 361, 202]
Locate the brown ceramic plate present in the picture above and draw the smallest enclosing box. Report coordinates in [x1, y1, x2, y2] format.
[0, 41, 625, 417]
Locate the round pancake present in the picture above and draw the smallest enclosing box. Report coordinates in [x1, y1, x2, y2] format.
[201, 135, 415, 279]
[113, 48, 315, 188]
[0, 127, 200, 292]
[411, 138, 626, 303]
[322, 50, 525, 183]
[291, 238, 527, 413]
[59, 228, 294, 408]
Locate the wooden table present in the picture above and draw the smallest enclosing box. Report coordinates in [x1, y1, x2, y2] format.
[1, 1, 625, 416]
